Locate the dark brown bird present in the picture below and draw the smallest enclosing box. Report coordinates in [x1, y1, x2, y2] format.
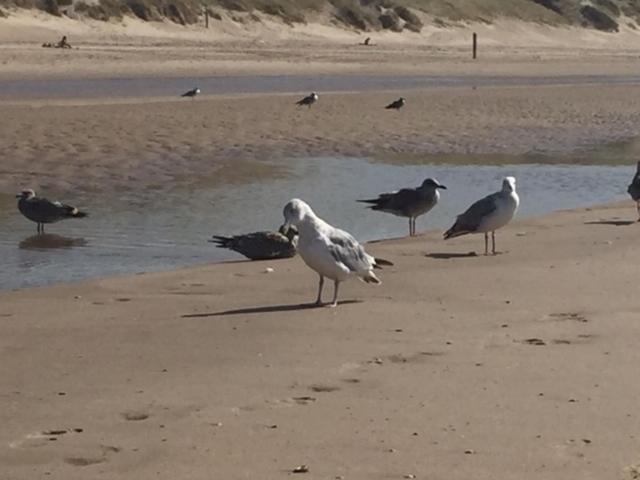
[210, 225, 298, 260]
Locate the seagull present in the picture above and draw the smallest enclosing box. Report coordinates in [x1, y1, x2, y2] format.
[385, 97, 406, 110]
[358, 178, 446, 236]
[181, 87, 200, 98]
[210, 225, 298, 261]
[16, 189, 88, 234]
[444, 176, 519, 255]
[296, 92, 318, 108]
[281, 199, 392, 307]
[627, 161, 640, 221]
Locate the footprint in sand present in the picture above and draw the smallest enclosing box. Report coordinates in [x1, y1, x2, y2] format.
[309, 385, 340, 393]
[548, 312, 588, 323]
[121, 411, 150, 421]
[64, 445, 121, 467]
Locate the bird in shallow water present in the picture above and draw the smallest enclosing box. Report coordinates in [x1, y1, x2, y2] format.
[385, 97, 406, 110]
[281, 198, 392, 307]
[444, 176, 519, 255]
[181, 87, 200, 98]
[210, 225, 298, 261]
[16, 189, 88, 234]
[627, 161, 640, 221]
[295, 92, 318, 108]
[358, 178, 446, 236]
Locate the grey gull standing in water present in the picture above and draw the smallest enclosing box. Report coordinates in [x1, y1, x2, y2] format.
[181, 87, 200, 99]
[444, 176, 519, 255]
[385, 97, 406, 110]
[210, 225, 298, 260]
[358, 178, 446, 236]
[627, 161, 640, 221]
[16, 189, 88, 234]
[296, 92, 318, 108]
[280, 198, 392, 307]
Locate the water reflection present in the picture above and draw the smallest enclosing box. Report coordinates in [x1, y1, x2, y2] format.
[19, 234, 88, 250]
[0, 156, 635, 291]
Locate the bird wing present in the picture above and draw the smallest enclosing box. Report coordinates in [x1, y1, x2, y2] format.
[363, 188, 419, 213]
[454, 192, 499, 232]
[326, 229, 374, 274]
[211, 231, 294, 260]
[385, 100, 400, 109]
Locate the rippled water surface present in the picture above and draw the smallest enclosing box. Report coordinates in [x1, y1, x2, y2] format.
[0, 156, 634, 291]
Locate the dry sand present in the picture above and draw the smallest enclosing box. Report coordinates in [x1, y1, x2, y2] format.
[2, 10, 640, 479]
[2, 202, 640, 479]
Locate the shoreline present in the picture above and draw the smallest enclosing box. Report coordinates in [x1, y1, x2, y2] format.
[2, 201, 640, 479]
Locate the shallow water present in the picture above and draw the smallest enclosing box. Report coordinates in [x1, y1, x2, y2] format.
[2, 74, 640, 101]
[0, 155, 633, 291]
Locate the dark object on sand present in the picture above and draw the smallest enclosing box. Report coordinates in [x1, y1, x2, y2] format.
[17, 189, 88, 234]
[385, 97, 406, 110]
[181, 87, 200, 98]
[627, 161, 640, 220]
[210, 225, 298, 260]
[43, 35, 72, 49]
[296, 92, 318, 108]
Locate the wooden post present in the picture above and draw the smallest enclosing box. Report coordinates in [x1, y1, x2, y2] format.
[205, 10, 209, 29]
[472, 32, 477, 59]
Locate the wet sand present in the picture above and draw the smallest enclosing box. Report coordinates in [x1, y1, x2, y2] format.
[3, 83, 640, 194]
[2, 202, 640, 479]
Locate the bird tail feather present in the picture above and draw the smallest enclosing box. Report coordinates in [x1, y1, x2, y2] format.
[209, 235, 232, 246]
[363, 272, 381, 284]
[443, 223, 468, 240]
[373, 257, 393, 268]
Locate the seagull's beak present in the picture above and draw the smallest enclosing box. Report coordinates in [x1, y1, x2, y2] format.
[437, 185, 447, 190]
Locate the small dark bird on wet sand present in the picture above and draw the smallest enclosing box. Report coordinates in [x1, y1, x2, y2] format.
[296, 92, 318, 108]
[385, 97, 406, 110]
[358, 178, 446, 236]
[210, 225, 298, 261]
[181, 87, 200, 98]
[17, 189, 88, 234]
[627, 161, 640, 221]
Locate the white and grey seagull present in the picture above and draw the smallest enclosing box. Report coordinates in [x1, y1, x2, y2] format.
[444, 176, 519, 255]
[295, 92, 318, 108]
[627, 161, 640, 221]
[281, 198, 392, 307]
[385, 97, 406, 110]
[16, 189, 88, 234]
[358, 178, 446, 236]
[210, 225, 298, 261]
[181, 87, 200, 99]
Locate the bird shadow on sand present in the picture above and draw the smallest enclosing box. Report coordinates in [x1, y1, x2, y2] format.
[584, 220, 637, 227]
[425, 252, 479, 259]
[19, 234, 88, 250]
[182, 300, 363, 318]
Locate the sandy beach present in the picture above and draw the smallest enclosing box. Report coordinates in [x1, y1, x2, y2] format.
[2, 202, 640, 479]
[2, 8, 640, 480]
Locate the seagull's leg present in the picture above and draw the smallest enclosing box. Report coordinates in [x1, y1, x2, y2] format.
[408, 218, 412, 236]
[491, 231, 496, 255]
[314, 275, 324, 306]
[484, 232, 489, 255]
[636, 200, 640, 221]
[329, 280, 340, 308]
